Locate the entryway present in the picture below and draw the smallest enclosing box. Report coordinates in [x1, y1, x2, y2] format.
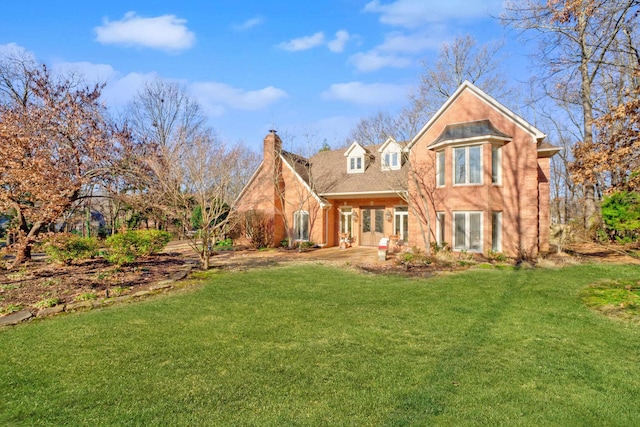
[360, 207, 384, 246]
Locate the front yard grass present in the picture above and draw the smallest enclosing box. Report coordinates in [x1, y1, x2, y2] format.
[1, 263, 640, 425]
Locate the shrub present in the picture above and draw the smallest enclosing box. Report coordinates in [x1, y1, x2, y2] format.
[430, 241, 450, 255]
[215, 238, 233, 247]
[105, 229, 171, 265]
[395, 247, 433, 268]
[133, 229, 172, 256]
[241, 210, 274, 249]
[601, 191, 640, 242]
[44, 233, 100, 265]
[486, 250, 508, 262]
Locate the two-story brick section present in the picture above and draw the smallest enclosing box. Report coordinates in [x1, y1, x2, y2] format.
[234, 81, 560, 257]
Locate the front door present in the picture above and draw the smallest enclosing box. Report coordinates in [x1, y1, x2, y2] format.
[360, 207, 384, 246]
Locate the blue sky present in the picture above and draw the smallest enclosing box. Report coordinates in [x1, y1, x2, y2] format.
[0, 0, 526, 152]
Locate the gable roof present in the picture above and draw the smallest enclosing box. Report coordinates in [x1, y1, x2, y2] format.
[280, 151, 330, 208]
[307, 144, 407, 197]
[378, 137, 401, 153]
[407, 80, 546, 150]
[344, 141, 370, 157]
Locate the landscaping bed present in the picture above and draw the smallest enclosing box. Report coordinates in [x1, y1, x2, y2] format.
[0, 253, 191, 316]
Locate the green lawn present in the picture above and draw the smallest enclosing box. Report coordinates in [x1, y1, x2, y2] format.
[1, 263, 640, 426]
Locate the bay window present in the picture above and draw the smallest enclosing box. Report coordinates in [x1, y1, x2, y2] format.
[454, 146, 482, 185]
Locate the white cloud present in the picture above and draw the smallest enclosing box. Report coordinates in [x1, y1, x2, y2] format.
[52, 61, 117, 86]
[277, 32, 325, 52]
[377, 31, 442, 53]
[321, 81, 409, 105]
[190, 82, 288, 115]
[232, 17, 264, 31]
[0, 43, 36, 63]
[328, 30, 351, 53]
[364, 0, 503, 28]
[349, 51, 411, 72]
[95, 12, 195, 51]
[102, 72, 159, 108]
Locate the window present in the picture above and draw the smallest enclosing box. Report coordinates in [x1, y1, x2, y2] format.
[436, 212, 445, 246]
[394, 207, 409, 242]
[340, 208, 352, 236]
[293, 210, 309, 241]
[454, 146, 482, 185]
[436, 151, 445, 187]
[349, 156, 363, 173]
[453, 211, 482, 252]
[383, 152, 400, 170]
[492, 145, 502, 185]
[492, 211, 502, 252]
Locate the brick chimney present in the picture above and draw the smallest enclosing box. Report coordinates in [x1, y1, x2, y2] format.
[264, 129, 282, 160]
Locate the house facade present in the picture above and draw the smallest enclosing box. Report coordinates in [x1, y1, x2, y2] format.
[234, 81, 560, 257]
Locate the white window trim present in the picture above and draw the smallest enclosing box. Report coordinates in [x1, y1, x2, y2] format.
[339, 207, 353, 236]
[492, 145, 502, 185]
[436, 211, 445, 246]
[453, 211, 483, 253]
[453, 145, 483, 186]
[436, 150, 445, 187]
[382, 151, 401, 171]
[293, 210, 309, 241]
[492, 211, 502, 252]
[393, 206, 409, 242]
[348, 155, 365, 174]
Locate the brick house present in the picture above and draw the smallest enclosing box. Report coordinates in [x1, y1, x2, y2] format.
[234, 81, 560, 257]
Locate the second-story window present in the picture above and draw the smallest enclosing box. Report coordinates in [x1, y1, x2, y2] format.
[382, 152, 400, 170]
[454, 145, 482, 185]
[436, 150, 445, 187]
[492, 145, 502, 185]
[349, 156, 363, 172]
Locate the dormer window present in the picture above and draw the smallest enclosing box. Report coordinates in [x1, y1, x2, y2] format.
[349, 156, 363, 172]
[383, 152, 399, 169]
[344, 141, 368, 174]
[378, 137, 402, 171]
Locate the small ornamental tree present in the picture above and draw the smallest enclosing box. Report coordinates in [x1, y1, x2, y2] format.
[0, 65, 127, 269]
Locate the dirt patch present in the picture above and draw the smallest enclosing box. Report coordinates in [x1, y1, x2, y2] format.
[556, 242, 640, 265]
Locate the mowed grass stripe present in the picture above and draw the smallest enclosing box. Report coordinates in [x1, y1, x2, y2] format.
[1, 263, 639, 426]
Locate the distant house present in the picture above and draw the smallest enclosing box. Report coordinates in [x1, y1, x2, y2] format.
[234, 81, 560, 257]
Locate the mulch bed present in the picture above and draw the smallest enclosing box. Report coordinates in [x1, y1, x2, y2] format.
[0, 253, 189, 312]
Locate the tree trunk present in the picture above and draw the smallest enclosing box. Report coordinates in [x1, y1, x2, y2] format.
[579, 9, 598, 229]
[9, 221, 43, 270]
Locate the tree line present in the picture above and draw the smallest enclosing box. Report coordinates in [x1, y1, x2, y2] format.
[0, 50, 258, 270]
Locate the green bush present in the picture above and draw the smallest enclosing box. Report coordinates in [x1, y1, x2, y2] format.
[44, 233, 100, 265]
[395, 247, 433, 268]
[105, 230, 171, 265]
[601, 191, 640, 242]
[215, 238, 233, 247]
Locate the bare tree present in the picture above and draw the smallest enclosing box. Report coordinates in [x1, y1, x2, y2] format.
[124, 78, 207, 232]
[146, 130, 242, 269]
[503, 0, 640, 227]
[345, 110, 400, 146]
[126, 78, 257, 268]
[410, 34, 512, 123]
